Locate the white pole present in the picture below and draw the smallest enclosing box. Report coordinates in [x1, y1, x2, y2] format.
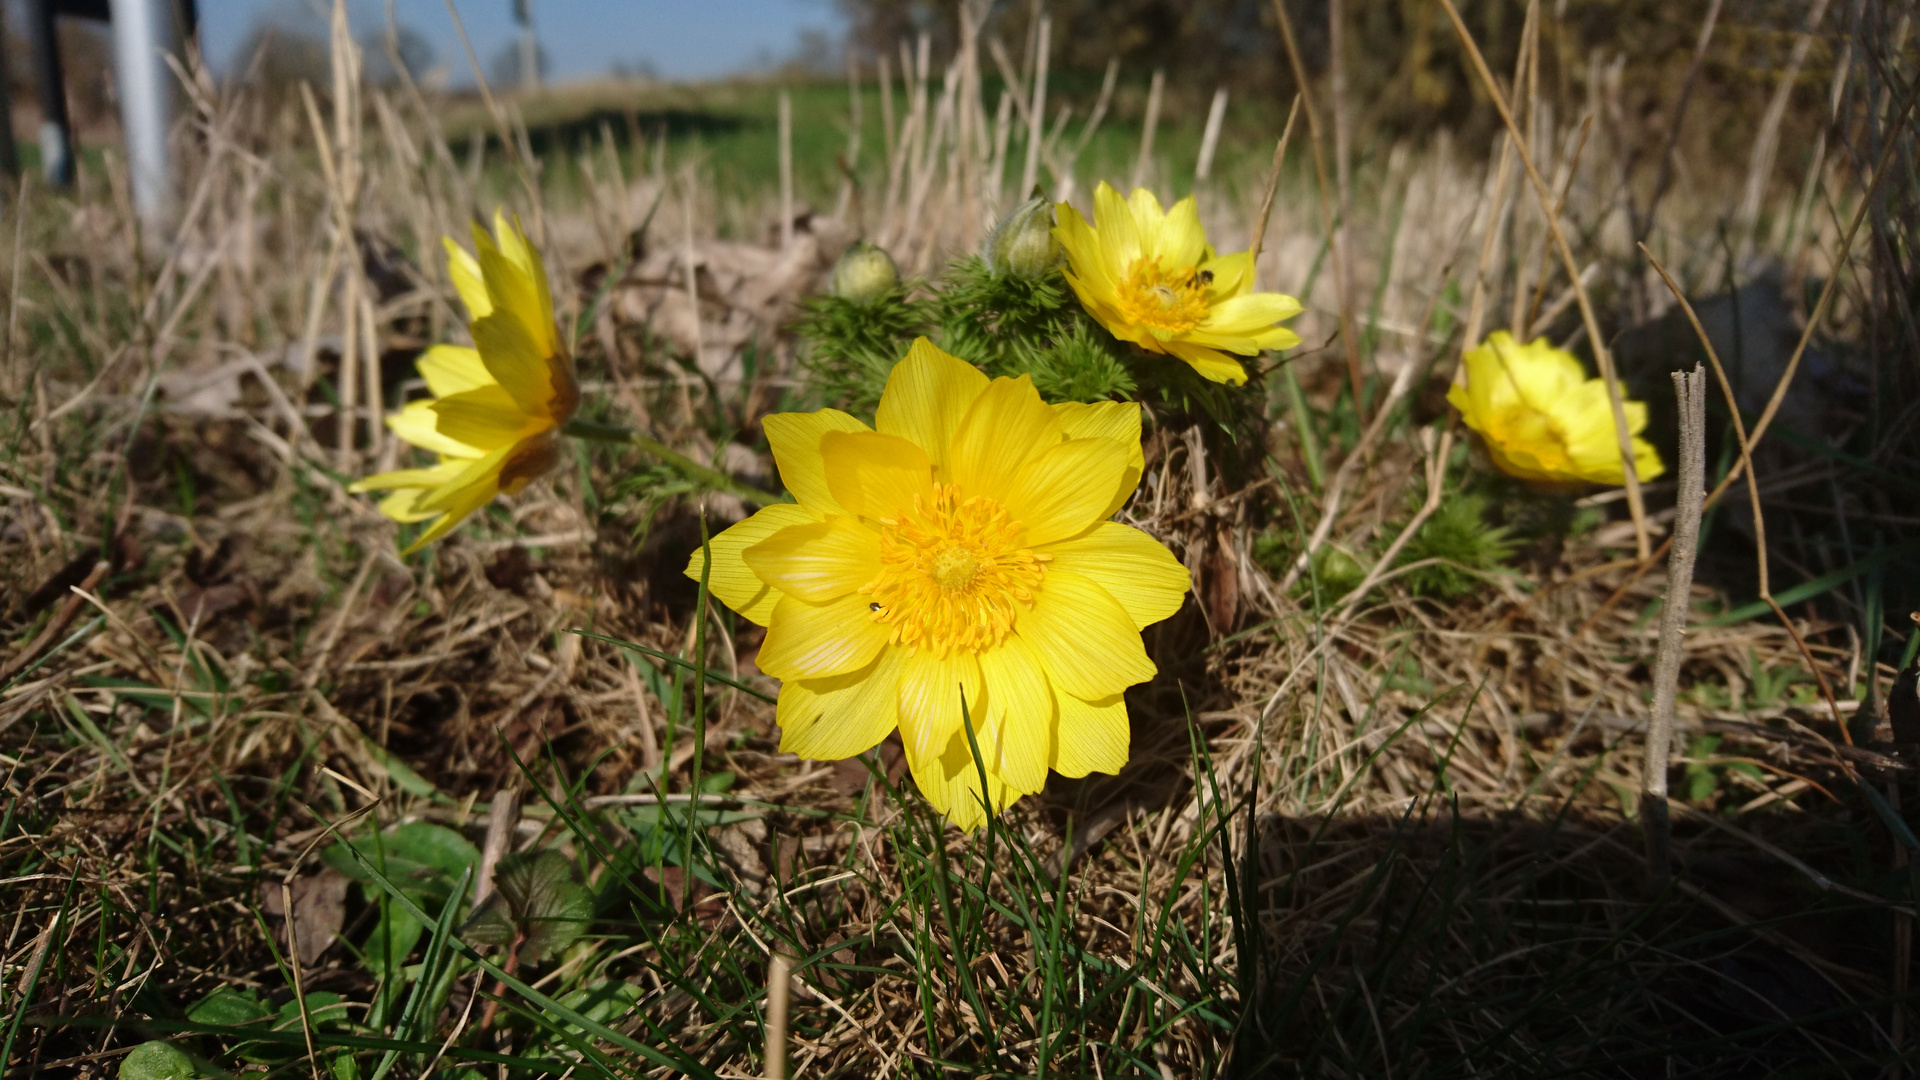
[108, 0, 178, 230]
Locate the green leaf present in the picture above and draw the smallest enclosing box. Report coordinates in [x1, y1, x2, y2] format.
[555, 979, 644, 1032]
[460, 850, 592, 961]
[361, 907, 425, 980]
[119, 1041, 197, 1080]
[186, 988, 271, 1027]
[322, 823, 479, 902]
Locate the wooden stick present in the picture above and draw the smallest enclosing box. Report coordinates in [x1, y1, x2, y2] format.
[1018, 15, 1050, 197]
[777, 88, 793, 248]
[1644, 364, 1706, 888]
[1247, 95, 1301, 288]
[1129, 69, 1164, 193]
[1195, 86, 1229, 182]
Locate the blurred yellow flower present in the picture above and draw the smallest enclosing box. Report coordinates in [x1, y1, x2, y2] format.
[689, 338, 1189, 830]
[1053, 182, 1302, 385]
[353, 212, 579, 552]
[1448, 331, 1664, 486]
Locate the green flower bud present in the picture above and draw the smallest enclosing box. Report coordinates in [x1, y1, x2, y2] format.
[984, 195, 1061, 277]
[830, 240, 900, 305]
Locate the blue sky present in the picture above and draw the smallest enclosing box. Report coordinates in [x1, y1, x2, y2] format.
[198, 0, 845, 82]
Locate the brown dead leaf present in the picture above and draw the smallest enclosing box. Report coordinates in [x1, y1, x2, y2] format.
[261, 870, 349, 966]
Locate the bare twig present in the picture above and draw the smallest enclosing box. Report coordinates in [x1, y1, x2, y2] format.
[1644, 364, 1706, 888]
[1248, 95, 1302, 287]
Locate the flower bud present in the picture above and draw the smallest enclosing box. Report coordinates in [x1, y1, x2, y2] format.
[984, 195, 1061, 277]
[830, 240, 900, 305]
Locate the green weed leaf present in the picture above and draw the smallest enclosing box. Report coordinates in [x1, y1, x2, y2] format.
[119, 1041, 197, 1080]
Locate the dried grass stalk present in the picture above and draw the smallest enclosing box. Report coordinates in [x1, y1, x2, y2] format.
[1644, 364, 1706, 887]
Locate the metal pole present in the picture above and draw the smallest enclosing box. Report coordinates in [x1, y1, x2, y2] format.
[513, 0, 539, 90]
[107, 0, 178, 229]
[25, 0, 74, 187]
[0, 2, 20, 180]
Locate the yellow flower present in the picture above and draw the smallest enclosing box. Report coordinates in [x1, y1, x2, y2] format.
[1053, 182, 1302, 385]
[353, 212, 579, 552]
[1448, 331, 1664, 486]
[689, 339, 1190, 830]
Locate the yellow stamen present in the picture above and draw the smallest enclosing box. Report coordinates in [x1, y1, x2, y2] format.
[1115, 257, 1211, 338]
[861, 483, 1049, 656]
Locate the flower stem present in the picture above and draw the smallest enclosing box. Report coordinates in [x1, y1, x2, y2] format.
[562, 418, 782, 505]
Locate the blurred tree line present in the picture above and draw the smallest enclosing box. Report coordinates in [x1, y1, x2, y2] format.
[836, 0, 1842, 150]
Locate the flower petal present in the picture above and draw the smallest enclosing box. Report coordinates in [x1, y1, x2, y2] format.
[685, 502, 818, 625]
[974, 633, 1053, 795]
[444, 237, 492, 320]
[430, 385, 541, 449]
[416, 345, 495, 397]
[410, 441, 515, 514]
[895, 649, 982, 766]
[1038, 521, 1190, 630]
[1199, 292, 1304, 335]
[820, 431, 935, 522]
[1056, 401, 1145, 519]
[1051, 690, 1129, 778]
[1154, 195, 1207, 268]
[906, 727, 1021, 832]
[402, 478, 500, 553]
[1003, 437, 1130, 547]
[758, 593, 892, 680]
[470, 311, 556, 417]
[776, 646, 904, 760]
[352, 459, 469, 495]
[388, 399, 486, 458]
[1164, 340, 1249, 385]
[763, 409, 872, 517]
[873, 338, 990, 478]
[948, 375, 1062, 502]
[742, 514, 881, 603]
[1017, 570, 1156, 700]
[1093, 183, 1142, 271]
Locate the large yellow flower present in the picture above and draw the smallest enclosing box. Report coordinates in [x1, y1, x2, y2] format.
[690, 339, 1190, 829]
[1053, 182, 1302, 385]
[1448, 331, 1664, 486]
[353, 212, 579, 552]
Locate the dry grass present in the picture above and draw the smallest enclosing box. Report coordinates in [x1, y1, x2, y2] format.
[3, 1, 1918, 1077]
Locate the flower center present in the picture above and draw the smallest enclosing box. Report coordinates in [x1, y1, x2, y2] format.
[1116, 257, 1212, 337]
[861, 483, 1049, 657]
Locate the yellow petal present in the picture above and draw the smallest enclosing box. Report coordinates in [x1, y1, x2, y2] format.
[758, 592, 892, 680]
[430, 385, 542, 449]
[1164, 340, 1248, 385]
[1200, 251, 1253, 298]
[906, 726, 1021, 832]
[1002, 437, 1130, 547]
[1199, 292, 1304, 336]
[443, 237, 492, 320]
[819, 431, 935, 522]
[1051, 690, 1129, 778]
[895, 649, 982, 766]
[1017, 570, 1156, 700]
[1052, 204, 1116, 294]
[873, 338, 990, 478]
[416, 345, 495, 397]
[477, 244, 559, 365]
[352, 459, 469, 495]
[410, 442, 514, 515]
[775, 647, 904, 760]
[685, 502, 818, 626]
[1154, 194, 1207, 269]
[974, 633, 1053, 795]
[1038, 522, 1190, 630]
[741, 515, 881, 603]
[387, 399, 486, 458]
[763, 409, 872, 517]
[1092, 183, 1142, 272]
[377, 488, 441, 523]
[948, 375, 1061, 502]
[490, 211, 556, 338]
[1055, 400, 1145, 519]
[399, 463, 506, 553]
[470, 311, 556, 417]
